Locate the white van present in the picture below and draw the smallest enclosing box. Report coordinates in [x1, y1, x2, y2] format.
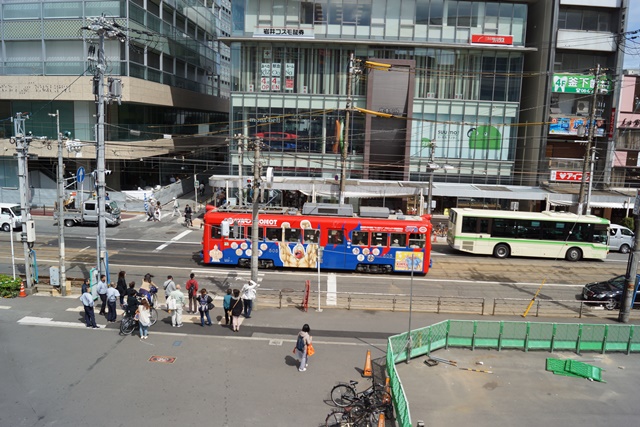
[0, 203, 22, 232]
[609, 224, 635, 254]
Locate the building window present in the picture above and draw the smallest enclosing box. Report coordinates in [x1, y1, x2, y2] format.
[558, 8, 612, 32]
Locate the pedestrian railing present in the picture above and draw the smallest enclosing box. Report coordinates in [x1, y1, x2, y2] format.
[256, 288, 640, 319]
[386, 320, 640, 427]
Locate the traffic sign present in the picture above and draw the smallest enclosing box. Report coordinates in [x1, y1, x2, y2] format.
[76, 167, 85, 183]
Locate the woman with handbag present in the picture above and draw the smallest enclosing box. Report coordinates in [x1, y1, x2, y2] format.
[138, 298, 151, 340]
[198, 288, 214, 326]
[230, 289, 244, 332]
[294, 324, 313, 372]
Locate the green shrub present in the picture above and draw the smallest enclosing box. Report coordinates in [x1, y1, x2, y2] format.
[0, 275, 22, 298]
[620, 217, 634, 230]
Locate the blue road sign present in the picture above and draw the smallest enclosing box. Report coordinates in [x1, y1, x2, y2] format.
[77, 167, 85, 183]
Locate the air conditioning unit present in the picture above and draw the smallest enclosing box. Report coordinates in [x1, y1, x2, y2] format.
[426, 92, 435, 99]
[573, 100, 590, 116]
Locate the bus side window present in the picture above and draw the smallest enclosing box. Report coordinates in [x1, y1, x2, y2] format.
[462, 216, 478, 233]
[371, 232, 388, 246]
[352, 231, 369, 246]
[329, 229, 344, 244]
[211, 225, 222, 239]
[304, 229, 319, 243]
[248, 226, 264, 240]
[390, 233, 406, 247]
[408, 233, 425, 248]
[285, 228, 300, 242]
[266, 228, 282, 241]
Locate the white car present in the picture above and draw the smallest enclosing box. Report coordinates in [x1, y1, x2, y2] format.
[0, 203, 22, 232]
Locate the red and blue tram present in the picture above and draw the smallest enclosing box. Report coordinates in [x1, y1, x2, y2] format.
[201, 207, 432, 274]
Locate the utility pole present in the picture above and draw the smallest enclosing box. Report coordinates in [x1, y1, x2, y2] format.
[12, 113, 35, 289]
[427, 142, 437, 215]
[619, 193, 640, 323]
[83, 16, 125, 281]
[49, 110, 67, 296]
[339, 52, 355, 205]
[238, 136, 245, 206]
[577, 64, 601, 215]
[250, 137, 262, 283]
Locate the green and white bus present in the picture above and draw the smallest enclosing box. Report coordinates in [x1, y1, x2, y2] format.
[447, 208, 610, 261]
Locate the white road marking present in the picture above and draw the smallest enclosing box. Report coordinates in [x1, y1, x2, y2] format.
[153, 230, 193, 252]
[0, 305, 11, 310]
[17, 316, 102, 328]
[16, 316, 368, 345]
[79, 246, 90, 252]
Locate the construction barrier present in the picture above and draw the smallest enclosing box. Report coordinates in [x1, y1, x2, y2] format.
[386, 320, 640, 427]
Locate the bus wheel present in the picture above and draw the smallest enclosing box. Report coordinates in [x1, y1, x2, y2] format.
[565, 247, 582, 262]
[493, 243, 511, 259]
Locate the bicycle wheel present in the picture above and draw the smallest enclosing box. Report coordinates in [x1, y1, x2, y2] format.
[120, 317, 136, 335]
[149, 308, 158, 326]
[325, 410, 347, 427]
[331, 384, 357, 407]
[349, 404, 374, 427]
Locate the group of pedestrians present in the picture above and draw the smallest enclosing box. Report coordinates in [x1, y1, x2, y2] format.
[80, 272, 312, 372]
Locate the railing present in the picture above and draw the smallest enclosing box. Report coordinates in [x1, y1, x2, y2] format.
[253, 288, 640, 319]
[387, 319, 640, 427]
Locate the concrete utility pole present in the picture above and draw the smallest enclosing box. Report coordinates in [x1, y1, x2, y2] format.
[577, 64, 601, 215]
[83, 16, 125, 281]
[619, 194, 640, 323]
[250, 137, 262, 283]
[12, 113, 35, 289]
[339, 52, 355, 205]
[49, 110, 67, 296]
[427, 142, 437, 215]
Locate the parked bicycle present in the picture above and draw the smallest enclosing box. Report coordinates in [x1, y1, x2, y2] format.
[329, 379, 393, 425]
[120, 297, 158, 335]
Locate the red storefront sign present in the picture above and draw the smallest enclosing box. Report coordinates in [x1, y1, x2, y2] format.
[470, 34, 514, 45]
[550, 170, 590, 182]
[609, 107, 616, 138]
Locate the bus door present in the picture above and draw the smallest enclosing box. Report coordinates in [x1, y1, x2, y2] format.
[325, 229, 346, 269]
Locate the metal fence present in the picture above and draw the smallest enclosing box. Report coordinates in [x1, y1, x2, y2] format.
[254, 288, 640, 319]
[386, 320, 640, 427]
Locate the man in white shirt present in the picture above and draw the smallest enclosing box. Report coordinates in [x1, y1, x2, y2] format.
[96, 275, 108, 316]
[241, 279, 260, 318]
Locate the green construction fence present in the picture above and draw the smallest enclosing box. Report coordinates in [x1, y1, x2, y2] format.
[386, 320, 640, 427]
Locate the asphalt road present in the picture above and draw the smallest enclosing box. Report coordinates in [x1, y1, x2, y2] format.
[0, 213, 633, 305]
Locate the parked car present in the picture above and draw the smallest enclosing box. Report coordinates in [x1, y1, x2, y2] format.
[0, 203, 22, 232]
[582, 274, 640, 310]
[608, 224, 634, 254]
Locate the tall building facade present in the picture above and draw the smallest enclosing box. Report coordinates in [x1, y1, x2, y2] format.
[225, 0, 631, 213]
[227, 0, 529, 192]
[0, 0, 230, 191]
[518, 0, 629, 215]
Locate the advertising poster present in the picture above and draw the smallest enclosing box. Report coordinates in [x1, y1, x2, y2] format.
[411, 118, 512, 161]
[394, 252, 424, 272]
[548, 117, 606, 137]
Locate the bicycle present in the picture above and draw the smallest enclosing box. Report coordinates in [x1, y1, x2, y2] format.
[184, 215, 193, 227]
[330, 380, 390, 408]
[120, 300, 158, 335]
[325, 403, 384, 427]
[330, 379, 393, 423]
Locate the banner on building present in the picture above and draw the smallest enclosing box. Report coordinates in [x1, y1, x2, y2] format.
[550, 170, 590, 182]
[548, 117, 606, 137]
[552, 74, 612, 94]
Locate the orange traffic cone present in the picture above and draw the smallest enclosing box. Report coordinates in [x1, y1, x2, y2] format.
[18, 281, 27, 298]
[377, 413, 385, 427]
[362, 350, 373, 377]
[383, 377, 391, 404]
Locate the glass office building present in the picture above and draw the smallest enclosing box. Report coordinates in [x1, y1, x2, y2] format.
[0, 0, 230, 190]
[227, 0, 531, 186]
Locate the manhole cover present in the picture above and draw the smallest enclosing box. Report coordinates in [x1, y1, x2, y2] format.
[149, 355, 176, 364]
[269, 339, 283, 346]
